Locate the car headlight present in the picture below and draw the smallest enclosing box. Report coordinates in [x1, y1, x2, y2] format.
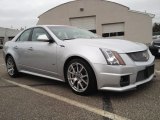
[100, 48, 125, 65]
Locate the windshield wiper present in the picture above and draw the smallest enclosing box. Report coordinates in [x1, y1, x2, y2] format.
[63, 38, 76, 40]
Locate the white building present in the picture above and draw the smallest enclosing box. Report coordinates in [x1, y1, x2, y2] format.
[0, 27, 20, 46]
[37, 0, 154, 43]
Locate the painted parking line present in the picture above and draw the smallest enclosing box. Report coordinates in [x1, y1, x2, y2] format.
[155, 69, 160, 72]
[1, 78, 129, 120]
[155, 70, 160, 75]
[0, 64, 5, 67]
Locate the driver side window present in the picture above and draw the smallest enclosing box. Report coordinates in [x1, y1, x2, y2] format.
[32, 28, 50, 41]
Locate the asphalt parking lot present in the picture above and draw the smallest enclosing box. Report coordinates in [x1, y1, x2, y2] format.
[0, 49, 160, 120]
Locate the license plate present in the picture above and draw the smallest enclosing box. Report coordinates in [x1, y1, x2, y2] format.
[159, 49, 160, 53]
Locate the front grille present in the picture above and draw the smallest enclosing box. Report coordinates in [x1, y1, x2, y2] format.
[136, 65, 154, 82]
[127, 50, 149, 62]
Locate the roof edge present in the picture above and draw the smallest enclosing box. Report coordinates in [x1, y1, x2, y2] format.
[38, 0, 75, 18]
[129, 10, 155, 18]
[38, 0, 130, 18]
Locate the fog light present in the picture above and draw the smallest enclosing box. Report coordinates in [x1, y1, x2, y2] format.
[120, 75, 130, 87]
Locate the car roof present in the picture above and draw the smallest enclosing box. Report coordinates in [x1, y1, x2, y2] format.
[37, 25, 71, 27]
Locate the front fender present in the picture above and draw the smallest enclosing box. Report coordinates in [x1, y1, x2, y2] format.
[56, 45, 107, 80]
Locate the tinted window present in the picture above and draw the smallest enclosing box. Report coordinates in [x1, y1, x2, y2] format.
[32, 28, 50, 41]
[19, 29, 32, 42]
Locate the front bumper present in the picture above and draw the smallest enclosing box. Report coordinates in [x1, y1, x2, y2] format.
[94, 54, 155, 92]
[100, 74, 154, 92]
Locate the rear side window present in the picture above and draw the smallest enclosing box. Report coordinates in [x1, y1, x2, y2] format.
[18, 29, 32, 42]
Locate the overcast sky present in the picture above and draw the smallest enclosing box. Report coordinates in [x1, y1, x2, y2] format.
[0, 0, 159, 29]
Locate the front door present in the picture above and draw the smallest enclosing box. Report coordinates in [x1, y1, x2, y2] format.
[23, 27, 58, 77]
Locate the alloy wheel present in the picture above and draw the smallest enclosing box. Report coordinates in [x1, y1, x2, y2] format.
[6, 57, 15, 76]
[67, 62, 89, 93]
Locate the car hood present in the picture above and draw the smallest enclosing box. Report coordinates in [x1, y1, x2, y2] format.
[64, 38, 147, 53]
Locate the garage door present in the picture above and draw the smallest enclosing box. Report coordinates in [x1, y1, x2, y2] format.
[102, 23, 125, 39]
[70, 16, 96, 33]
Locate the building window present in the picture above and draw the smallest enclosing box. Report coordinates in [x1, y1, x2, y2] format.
[102, 31, 125, 37]
[89, 29, 96, 34]
[102, 33, 109, 37]
[117, 32, 124, 36]
[110, 32, 117, 37]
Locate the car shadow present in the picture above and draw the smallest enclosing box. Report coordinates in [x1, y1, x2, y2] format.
[18, 73, 68, 87]
[13, 73, 105, 98]
[12, 73, 156, 99]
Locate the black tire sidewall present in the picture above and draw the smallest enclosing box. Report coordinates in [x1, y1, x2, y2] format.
[65, 59, 97, 95]
[6, 56, 19, 77]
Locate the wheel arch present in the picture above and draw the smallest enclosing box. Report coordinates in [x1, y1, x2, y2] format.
[63, 56, 97, 88]
[5, 54, 13, 63]
[5, 53, 19, 71]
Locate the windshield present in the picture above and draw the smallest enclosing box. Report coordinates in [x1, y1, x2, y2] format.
[48, 26, 99, 40]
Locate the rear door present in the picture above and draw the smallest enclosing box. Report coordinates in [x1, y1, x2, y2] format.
[13, 28, 32, 69]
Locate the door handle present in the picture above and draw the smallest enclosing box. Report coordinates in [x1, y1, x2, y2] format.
[28, 47, 33, 51]
[14, 46, 18, 49]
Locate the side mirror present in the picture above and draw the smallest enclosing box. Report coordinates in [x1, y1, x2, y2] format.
[37, 34, 49, 41]
[37, 34, 54, 43]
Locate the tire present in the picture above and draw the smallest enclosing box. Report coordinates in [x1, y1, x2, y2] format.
[65, 59, 97, 95]
[6, 56, 19, 77]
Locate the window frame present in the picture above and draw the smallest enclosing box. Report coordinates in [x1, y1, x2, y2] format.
[31, 27, 53, 42]
[16, 28, 33, 42]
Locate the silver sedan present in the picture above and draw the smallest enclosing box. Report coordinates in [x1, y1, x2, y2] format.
[3, 25, 155, 95]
